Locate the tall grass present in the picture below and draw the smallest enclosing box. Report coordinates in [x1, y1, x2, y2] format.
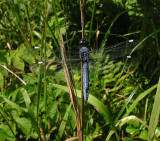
[0, 0, 160, 140]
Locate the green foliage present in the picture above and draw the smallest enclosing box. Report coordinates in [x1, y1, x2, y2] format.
[0, 0, 160, 140]
[0, 124, 16, 141]
[148, 77, 160, 140]
[0, 72, 4, 89]
[15, 117, 32, 136]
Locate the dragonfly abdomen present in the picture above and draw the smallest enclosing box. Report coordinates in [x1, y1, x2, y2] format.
[80, 46, 89, 104]
[82, 62, 89, 103]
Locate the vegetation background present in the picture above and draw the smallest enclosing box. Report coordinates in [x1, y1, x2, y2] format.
[0, 0, 160, 140]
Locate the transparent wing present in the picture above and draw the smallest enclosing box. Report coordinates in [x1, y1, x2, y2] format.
[29, 39, 139, 77]
[29, 39, 138, 62]
[62, 39, 139, 60]
[90, 39, 139, 60]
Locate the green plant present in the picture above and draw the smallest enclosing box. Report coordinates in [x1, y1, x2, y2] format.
[0, 0, 160, 140]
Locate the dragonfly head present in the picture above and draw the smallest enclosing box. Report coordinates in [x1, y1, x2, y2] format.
[79, 38, 89, 46]
[79, 39, 89, 61]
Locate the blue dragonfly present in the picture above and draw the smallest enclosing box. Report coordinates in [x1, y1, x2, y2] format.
[29, 39, 139, 103]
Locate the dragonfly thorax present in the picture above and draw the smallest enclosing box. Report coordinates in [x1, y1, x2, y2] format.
[80, 47, 89, 62]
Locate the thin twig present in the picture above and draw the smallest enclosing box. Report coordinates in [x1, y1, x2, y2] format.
[62, 0, 69, 49]
[6, 42, 11, 49]
[0, 64, 26, 85]
[80, 0, 85, 39]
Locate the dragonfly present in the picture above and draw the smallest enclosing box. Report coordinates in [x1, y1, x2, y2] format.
[79, 39, 89, 103]
[29, 39, 139, 103]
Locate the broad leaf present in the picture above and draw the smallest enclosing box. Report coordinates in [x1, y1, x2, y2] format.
[15, 117, 31, 136]
[13, 56, 24, 71]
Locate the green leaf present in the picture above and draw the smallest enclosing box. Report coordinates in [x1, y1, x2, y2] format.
[3, 97, 27, 113]
[115, 86, 139, 122]
[21, 88, 31, 109]
[51, 83, 119, 138]
[0, 105, 16, 138]
[18, 44, 36, 65]
[0, 128, 6, 141]
[148, 77, 160, 141]
[123, 84, 157, 118]
[106, 87, 139, 141]
[139, 130, 148, 140]
[57, 103, 72, 140]
[13, 56, 24, 71]
[0, 124, 15, 141]
[3, 97, 41, 138]
[48, 101, 58, 119]
[155, 127, 160, 137]
[0, 50, 8, 64]
[33, 30, 42, 39]
[15, 117, 31, 136]
[0, 72, 4, 89]
[51, 83, 113, 123]
[126, 125, 139, 135]
[68, 108, 76, 130]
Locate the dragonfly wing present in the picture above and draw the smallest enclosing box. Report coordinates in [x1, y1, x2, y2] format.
[90, 39, 139, 60]
[29, 39, 139, 76]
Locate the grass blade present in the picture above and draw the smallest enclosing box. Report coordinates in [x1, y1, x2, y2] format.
[41, 14, 59, 50]
[88, 0, 96, 44]
[21, 88, 31, 110]
[37, 63, 43, 122]
[123, 84, 157, 118]
[57, 102, 72, 140]
[115, 86, 139, 122]
[106, 86, 139, 141]
[24, 2, 34, 45]
[148, 77, 160, 141]
[51, 84, 114, 125]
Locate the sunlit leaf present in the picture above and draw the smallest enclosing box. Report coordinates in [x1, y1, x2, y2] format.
[13, 56, 24, 72]
[148, 77, 160, 141]
[57, 103, 72, 140]
[0, 72, 4, 89]
[15, 117, 31, 136]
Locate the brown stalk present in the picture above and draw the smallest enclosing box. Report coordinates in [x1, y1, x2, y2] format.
[80, 0, 85, 39]
[59, 33, 82, 141]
